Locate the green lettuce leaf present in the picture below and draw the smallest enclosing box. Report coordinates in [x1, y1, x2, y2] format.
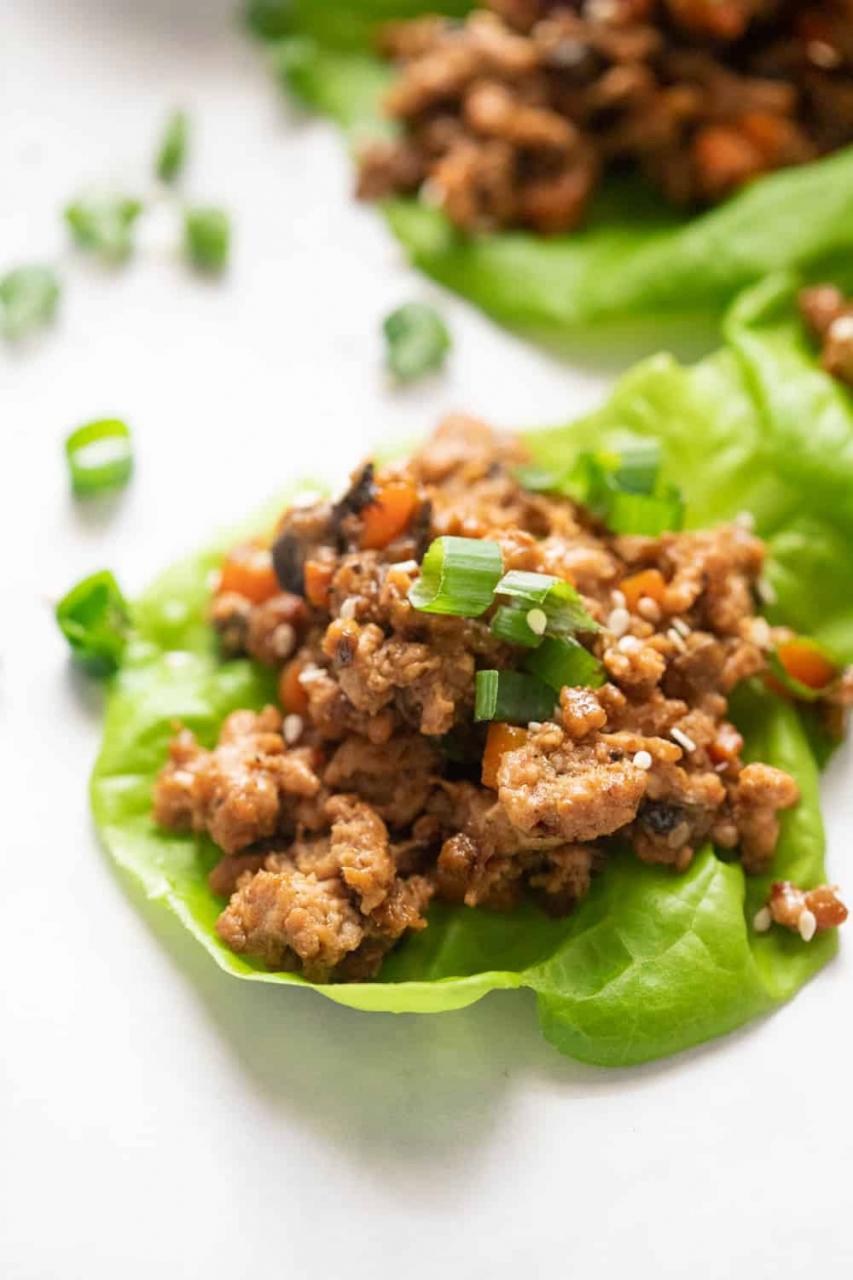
[91, 279, 852, 1065]
[267, 3, 853, 348]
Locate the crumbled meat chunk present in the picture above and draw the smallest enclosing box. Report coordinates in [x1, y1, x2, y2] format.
[799, 283, 853, 387]
[326, 794, 395, 913]
[766, 880, 848, 934]
[729, 762, 801, 873]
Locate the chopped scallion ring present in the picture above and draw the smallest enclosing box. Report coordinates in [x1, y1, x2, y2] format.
[55, 570, 130, 671]
[495, 569, 599, 634]
[490, 605, 543, 649]
[409, 536, 503, 617]
[524, 635, 605, 691]
[605, 489, 684, 536]
[65, 419, 133, 496]
[474, 669, 555, 724]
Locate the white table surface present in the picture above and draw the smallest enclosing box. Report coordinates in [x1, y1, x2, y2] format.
[2, 3, 852, 1277]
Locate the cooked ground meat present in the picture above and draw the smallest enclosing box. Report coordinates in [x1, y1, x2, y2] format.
[153, 415, 849, 980]
[356, 1, 853, 234]
[799, 282, 853, 386]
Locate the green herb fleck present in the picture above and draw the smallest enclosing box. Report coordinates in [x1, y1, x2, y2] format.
[0, 264, 61, 340]
[383, 302, 451, 383]
[56, 570, 130, 672]
[184, 206, 230, 272]
[155, 109, 189, 184]
[65, 419, 133, 496]
[64, 194, 143, 262]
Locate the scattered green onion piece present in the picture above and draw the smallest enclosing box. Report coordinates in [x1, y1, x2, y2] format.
[65, 194, 143, 262]
[524, 635, 605, 692]
[513, 464, 563, 493]
[474, 670, 555, 725]
[409, 536, 503, 617]
[65, 419, 133, 496]
[767, 643, 838, 703]
[56, 570, 130, 671]
[155, 109, 189, 184]
[490, 605, 542, 649]
[495, 569, 599, 634]
[244, 0, 292, 37]
[383, 302, 451, 383]
[184, 206, 230, 272]
[0, 264, 61, 340]
[608, 440, 662, 495]
[606, 489, 684, 536]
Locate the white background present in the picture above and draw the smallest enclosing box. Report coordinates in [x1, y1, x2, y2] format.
[2, 3, 852, 1277]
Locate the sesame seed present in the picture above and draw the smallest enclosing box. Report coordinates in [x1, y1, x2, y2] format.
[528, 721, 542, 732]
[393, 559, 419, 573]
[714, 760, 729, 773]
[753, 906, 772, 933]
[671, 727, 696, 754]
[283, 714, 304, 745]
[637, 596, 660, 623]
[611, 589, 626, 609]
[339, 597, 359, 620]
[757, 578, 777, 606]
[618, 635, 642, 653]
[807, 39, 841, 69]
[526, 607, 548, 636]
[607, 606, 630, 638]
[667, 627, 687, 653]
[298, 663, 324, 685]
[798, 909, 817, 942]
[750, 617, 771, 649]
[632, 750, 652, 771]
[290, 489, 324, 509]
[734, 510, 755, 531]
[829, 315, 853, 343]
[672, 618, 691, 638]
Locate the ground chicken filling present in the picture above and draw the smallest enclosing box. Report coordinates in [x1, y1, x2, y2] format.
[799, 282, 853, 386]
[356, 0, 853, 234]
[153, 416, 849, 980]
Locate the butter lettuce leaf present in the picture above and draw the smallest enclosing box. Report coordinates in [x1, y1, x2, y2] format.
[91, 278, 851, 1065]
[267, 3, 853, 348]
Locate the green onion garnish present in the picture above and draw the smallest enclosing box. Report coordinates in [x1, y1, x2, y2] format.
[490, 605, 543, 649]
[184, 206, 230, 272]
[0, 264, 61, 340]
[245, 0, 293, 38]
[65, 194, 143, 262]
[56, 570, 130, 671]
[495, 569, 599, 634]
[524, 635, 605, 691]
[474, 670, 555, 724]
[383, 302, 451, 383]
[155, 109, 189, 184]
[606, 489, 684, 536]
[409, 536, 503, 617]
[65, 419, 133, 496]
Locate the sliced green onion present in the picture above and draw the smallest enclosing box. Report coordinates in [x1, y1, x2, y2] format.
[383, 302, 451, 383]
[608, 440, 661, 494]
[495, 569, 599, 634]
[490, 605, 543, 649]
[245, 0, 293, 37]
[184, 206, 230, 272]
[513, 464, 562, 493]
[606, 489, 684, 536]
[0, 264, 61, 340]
[65, 419, 133, 496]
[155, 109, 189, 184]
[65, 193, 143, 262]
[409, 536, 502, 617]
[524, 635, 605, 691]
[474, 670, 555, 725]
[56, 570, 130, 671]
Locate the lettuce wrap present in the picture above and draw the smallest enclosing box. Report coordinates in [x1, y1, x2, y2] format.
[91, 275, 853, 1066]
[258, 0, 853, 351]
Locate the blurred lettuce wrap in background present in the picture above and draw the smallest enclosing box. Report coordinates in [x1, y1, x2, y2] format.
[253, 0, 853, 350]
[91, 274, 852, 1066]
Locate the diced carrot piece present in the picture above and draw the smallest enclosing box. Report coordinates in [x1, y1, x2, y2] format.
[278, 659, 309, 716]
[359, 478, 418, 551]
[776, 639, 837, 692]
[482, 723, 528, 790]
[620, 568, 666, 612]
[217, 543, 279, 604]
[304, 559, 333, 610]
[708, 723, 743, 765]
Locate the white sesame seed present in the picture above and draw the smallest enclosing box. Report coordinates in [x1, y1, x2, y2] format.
[757, 577, 777, 606]
[611, 589, 626, 609]
[672, 618, 691, 638]
[607, 606, 631, 638]
[734, 510, 755, 531]
[829, 314, 853, 343]
[807, 39, 841, 69]
[282, 714, 304, 745]
[633, 750, 653, 771]
[670, 727, 696, 754]
[339, 596, 359, 620]
[714, 760, 729, 773]
[526, 607, 548, 636]
[667, 627, 687, 653]
[298, 663, 324, 685]
[290, 489, 324, 509]
[637, 596, 661, 622]
[618, 635, 642, 653]
[798, 909, 817, 942]
[528, 721, 542, 732]
[750, 617, 771, 649]
[392, 559, 419, 573]
[753, 906, 772, 933]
